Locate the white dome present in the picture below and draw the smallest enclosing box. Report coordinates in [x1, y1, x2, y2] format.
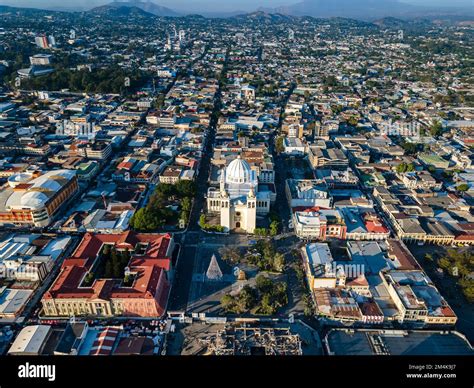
[20, 191, 48, 209]
[225, 157, 252, 184]
[7, 173, 33, 188]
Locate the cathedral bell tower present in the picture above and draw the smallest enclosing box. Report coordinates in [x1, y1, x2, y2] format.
[246, 188, 257, 233]
[220, 189, 231, 232]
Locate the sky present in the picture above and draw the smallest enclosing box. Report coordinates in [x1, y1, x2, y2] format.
[0, 0, 472, 13]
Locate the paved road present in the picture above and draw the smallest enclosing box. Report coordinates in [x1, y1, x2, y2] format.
[168, 79, 304, 315]
[167, 47, 228, 311]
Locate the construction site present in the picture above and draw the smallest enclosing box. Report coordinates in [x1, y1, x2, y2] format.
[165, 320, 323, 355]
[198, 325, 303, 355]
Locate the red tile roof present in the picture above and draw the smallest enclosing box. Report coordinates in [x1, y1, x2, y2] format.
[71, 232, 172, 261]
[43, 232, 173, 317]
[359, 301, 383, 317]
[89, 327, 120, 356]
[365, 220, 389, 234]
[441, 305, 457, 318]
[455, 234, 474, 241]
[292, 206, 331, 213]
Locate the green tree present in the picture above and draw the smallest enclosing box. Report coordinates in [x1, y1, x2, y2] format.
[104, 261, 113, 278]
[238, 285, 258, 312]
[111, 249, 122, 278]
[175, 180, 196, 197]
[102, 244, 111, 257]
[303, 294, 314, 316]
[401, 142, 419, 155]
[256, 275, 273, 293]
[347, 116, 359, 127]
[396, 162, 408, 173]
[274, 253, 285, 272]
[83, 272, 95, 286]
[254, 227, 269, 236]
[269, 220, 279, 236]
[120, 249, 130, 268]
[199, 214, 206, 228]
[219, 247, 241, 264]
[130, 208, 146, 230]
[260, 293, 276, 315]
[275, 136, 285, 154]
[459, 279, 474, 302]
[221, 295, 236, 312]
[181, 197, 192, 212]
[430, 120, 443, 137]
[438, 258, 451, 272]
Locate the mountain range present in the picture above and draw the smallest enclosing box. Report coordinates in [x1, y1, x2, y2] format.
[272, 0, 419, 18]
[1, 0, 473, 20]
[89, 1, 180, 17]
[90, 0, 473, 19]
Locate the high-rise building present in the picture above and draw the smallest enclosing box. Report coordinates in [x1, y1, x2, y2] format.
[29, 54, 53, 66]
[34, 35, 56, 49]
[35, 35, 49, 49]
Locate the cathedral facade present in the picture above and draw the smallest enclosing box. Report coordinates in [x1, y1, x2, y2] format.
[207, 157, 272, 233]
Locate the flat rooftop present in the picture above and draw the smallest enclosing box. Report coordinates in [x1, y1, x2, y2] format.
[327, 329, 473, 355]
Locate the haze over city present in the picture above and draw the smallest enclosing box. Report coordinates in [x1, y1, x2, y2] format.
[0, 0, 472, 13]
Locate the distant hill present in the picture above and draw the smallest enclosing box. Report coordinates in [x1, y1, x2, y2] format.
[2, 2, 472, 22]
[89, 1, 180, 17]
[269, 0, 474, 20]
[89, 4, 155, 18]
[0, 4, 63, 15]
[373, 16, 411, 28]
[233, 11, 296, 23]
[231, 11, 379, 29]
[198, 10, 247, 18]
[372, 16, 434, 29]
[273, 0, 419, 19]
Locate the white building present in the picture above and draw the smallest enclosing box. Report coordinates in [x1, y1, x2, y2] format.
[293, 211, 326, 240]
[1, 255, 52, 282]
[29, 54, 53, 66]
[7, 325, 52, 355]
[283, 137, 306, 156]
[285, 179, 332, 209]
[301, 243, 346, 290]
[207, 157, 272, 233]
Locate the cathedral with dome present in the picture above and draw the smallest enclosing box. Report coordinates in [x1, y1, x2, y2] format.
[206, 157, 274, 233]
